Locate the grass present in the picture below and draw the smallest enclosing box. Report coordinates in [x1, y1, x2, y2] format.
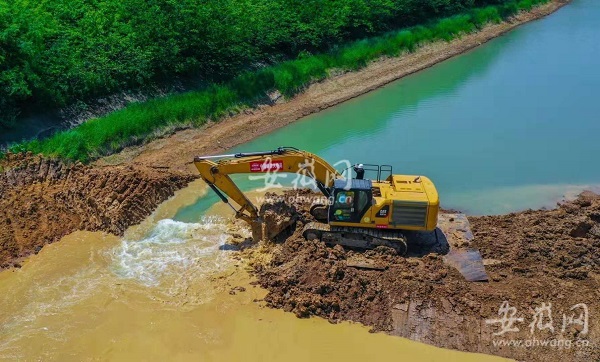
[7, 0, 550, 163]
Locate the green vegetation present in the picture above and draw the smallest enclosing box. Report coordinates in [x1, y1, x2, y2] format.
[4, 0, 550, 162]
[1, 0, 545, 127]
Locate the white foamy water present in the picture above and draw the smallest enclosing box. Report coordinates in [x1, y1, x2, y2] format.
[110, 217, 231, 287]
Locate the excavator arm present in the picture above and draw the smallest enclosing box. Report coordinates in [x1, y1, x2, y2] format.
[193, 147, 342, 224]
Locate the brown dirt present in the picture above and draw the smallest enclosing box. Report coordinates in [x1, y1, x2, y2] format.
[251, 190, 599, 361]
[96, 0, 569, 174]
[0, 152, 195, 269]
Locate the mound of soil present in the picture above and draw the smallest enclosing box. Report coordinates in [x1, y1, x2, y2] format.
[253, 190, 600, 361]
[0, 153, 195, 268]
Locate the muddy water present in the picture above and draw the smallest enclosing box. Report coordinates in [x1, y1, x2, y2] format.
[0, 183, 505, 361]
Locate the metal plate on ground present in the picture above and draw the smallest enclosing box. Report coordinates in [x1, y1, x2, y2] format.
[438, 213, 489, 282]
[443, 248, 489, 282]
[437, 213, 474, 248]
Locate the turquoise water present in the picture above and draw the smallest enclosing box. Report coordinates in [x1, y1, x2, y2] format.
[175, 0, 600, 220]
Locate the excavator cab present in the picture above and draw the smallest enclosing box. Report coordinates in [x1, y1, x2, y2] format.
[329, 179, 373, 223]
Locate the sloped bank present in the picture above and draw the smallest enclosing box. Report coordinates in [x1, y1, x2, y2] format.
[0, 153, 195, 269]
[251, 191, 600, 361]
[110, 0, 569, 174]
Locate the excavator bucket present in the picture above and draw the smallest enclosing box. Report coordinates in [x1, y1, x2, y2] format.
[437, 213, 489, 282]
[252, 197, 298, 242]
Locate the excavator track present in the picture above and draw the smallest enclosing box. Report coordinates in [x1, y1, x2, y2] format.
[302, 222, 408, 255]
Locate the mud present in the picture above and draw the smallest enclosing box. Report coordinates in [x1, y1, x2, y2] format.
[252, 190, 600, 361]
[0, 153, 195, 268]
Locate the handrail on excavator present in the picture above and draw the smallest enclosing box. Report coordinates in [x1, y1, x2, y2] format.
[194, 146, 300, 161]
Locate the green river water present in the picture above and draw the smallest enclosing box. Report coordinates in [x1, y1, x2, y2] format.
[176, 0, 600, 219]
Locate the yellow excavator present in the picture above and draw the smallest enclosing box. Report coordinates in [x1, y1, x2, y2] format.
[193, 146, 439, 255]
[194, 146, 489, 281]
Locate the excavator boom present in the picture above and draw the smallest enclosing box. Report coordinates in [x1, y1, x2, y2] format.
[193, 146, 341, 225]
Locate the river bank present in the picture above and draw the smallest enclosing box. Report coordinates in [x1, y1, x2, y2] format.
[6, 0, 559, 162]
[97, 0, 568, 174]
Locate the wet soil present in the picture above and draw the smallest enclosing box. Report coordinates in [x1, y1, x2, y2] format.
[251, 190, 600, 361]
[0, 153, 195, 269]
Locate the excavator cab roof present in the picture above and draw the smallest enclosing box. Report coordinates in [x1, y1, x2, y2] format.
[334, 178, 372, 190]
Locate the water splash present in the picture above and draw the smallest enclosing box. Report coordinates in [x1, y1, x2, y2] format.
[110, 217, 231, 288]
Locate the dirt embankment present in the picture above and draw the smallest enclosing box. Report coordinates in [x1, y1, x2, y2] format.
[0, 153, 195, 268]
[251, 190, 599, 361]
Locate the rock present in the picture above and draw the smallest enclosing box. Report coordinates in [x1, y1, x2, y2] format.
[570, 221, 592, 238]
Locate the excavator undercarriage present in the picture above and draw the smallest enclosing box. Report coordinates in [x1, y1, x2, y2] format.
[303, 221, 409, 255]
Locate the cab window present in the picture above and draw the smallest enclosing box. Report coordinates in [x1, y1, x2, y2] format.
[356, 190, 369, 213]
[331, 190, 370, 222]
